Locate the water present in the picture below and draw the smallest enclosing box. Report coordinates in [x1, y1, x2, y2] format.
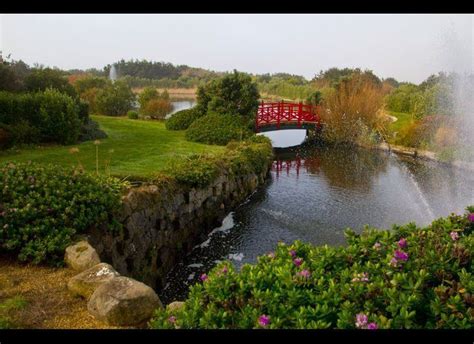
[109, 65, 117, 83]
[165, 100, 196, 118]
[160, 132, 474, 303]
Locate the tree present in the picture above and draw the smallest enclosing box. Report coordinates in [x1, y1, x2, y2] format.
[95, 80, 135, 116]
[196, 70, 260, 118]
[138, 87, 173, 118]
[0, 53, 29, 92]
[25, 68, 76, 97]
[306, 91, 323, 106]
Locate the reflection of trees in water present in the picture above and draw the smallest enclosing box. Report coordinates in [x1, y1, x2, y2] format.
[273, 146, 389, 191]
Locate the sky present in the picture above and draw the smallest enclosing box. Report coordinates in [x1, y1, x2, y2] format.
[0, 14, 473, 84]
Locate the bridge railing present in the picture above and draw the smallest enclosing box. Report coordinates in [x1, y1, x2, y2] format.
[256, 101, 321, 131]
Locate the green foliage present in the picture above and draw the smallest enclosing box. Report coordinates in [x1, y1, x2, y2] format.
[0, 54, 30, 92]
[127, 110, 139, 119]
[78, 118, 107, 142]
[24, 68, 76, 97]
[137, 87, 173, 119]
[150, 209, 474, 329]
[161, 137, 272, 189]
[95, 80, 135, 116]
[73, 75, 108, 95]
[0, 161, 128, 264]
[185, 113, 252, 146]
[0, 89, 83, 146]
[165, 108, 203, 130]
[196, 70, 260, 117]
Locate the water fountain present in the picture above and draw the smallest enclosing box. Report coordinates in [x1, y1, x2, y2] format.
[109, 64, 117, 83]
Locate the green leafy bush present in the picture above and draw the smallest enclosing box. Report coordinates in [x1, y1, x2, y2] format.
[150, 208, 474, 329]
[78, 118, 107, 142]
[127, 110, 139, 119]
[185, 113, 252, 146]
[95, 80, 135, 116]
[165, 108, 203, 130]
[0, 161, 128, 264]
[0, 89, 84, 146]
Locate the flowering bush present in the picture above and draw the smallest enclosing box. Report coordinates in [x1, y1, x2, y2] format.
[150, 207, 473, 329]
[0, 162, 128, 265]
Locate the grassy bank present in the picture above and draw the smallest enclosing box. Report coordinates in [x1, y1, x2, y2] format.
[0, 115, 224, 180]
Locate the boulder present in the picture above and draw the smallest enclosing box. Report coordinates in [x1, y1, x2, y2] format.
[65, 241, 101, 272]
[67, 263, 120, 299]
[166, 301, 185, 313]
[87, 276, 162, 326]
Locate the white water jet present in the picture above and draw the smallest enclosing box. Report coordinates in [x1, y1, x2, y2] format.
[436, 20, 474, 161]
[109, 64, 117, 83]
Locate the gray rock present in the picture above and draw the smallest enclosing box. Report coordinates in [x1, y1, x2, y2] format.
[67, 263, 120, 299]
[88, 276, 163, 326]
[64, 241, 101, 272]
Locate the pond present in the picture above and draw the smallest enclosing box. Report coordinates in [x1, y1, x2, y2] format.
[166, 99, 196, 118]
[159, 130, 474, 303]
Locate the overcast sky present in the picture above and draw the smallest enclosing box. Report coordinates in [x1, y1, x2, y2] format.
[0, 14, 473, 84]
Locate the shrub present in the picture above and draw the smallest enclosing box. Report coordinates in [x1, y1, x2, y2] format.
[196, 70, 260, 118]
[127, 110, 139, 119]
[0, 89, 83, 146]
[320, 72, 386, 145]
[160, 137, 272, 189]
[38, 88, 82, 144]
[141, 99, 173, 119]
[95, 80, 135, 116]
[0, 120, 41, 146]
[0, 162, 128, 264]
[78, 118, 107, 142]
[24, 68, 76, 97]
[165, 108, 203, 130]
[150, 208, 474, 329]
[185, 113, 252, 145]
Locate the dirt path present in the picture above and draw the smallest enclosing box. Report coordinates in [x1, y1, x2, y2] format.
[0, 256, 120, 329]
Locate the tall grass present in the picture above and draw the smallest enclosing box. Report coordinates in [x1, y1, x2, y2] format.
[320, 73, 386, 145]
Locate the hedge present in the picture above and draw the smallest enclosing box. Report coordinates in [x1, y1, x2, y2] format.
[0, 89, 85, 146]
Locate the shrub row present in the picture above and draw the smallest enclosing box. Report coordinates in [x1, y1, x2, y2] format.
[0, 89, 86, 146]
[150, 207, 474, 329]
[0, 162, 128, 264]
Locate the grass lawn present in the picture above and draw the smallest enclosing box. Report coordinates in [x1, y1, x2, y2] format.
[386, 111, 414, 144]
[0, 115, 225, 180]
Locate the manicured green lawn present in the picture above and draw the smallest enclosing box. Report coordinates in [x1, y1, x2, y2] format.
[0, 115, 225, 180]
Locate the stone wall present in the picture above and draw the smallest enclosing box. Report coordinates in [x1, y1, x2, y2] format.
[88, 167, 270, 290]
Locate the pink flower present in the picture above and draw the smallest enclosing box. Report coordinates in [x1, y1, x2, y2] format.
[221, 266, 228, 274]
[394, 250, 409, 261]
[200, 273, 208, 282]
[450, 231, 459, 241]
[289, 249, 297, 257]
[293, 258, 303, 267]
[297, 269, 311, 278]
[373, 242, 381, 250]
[355, 313, 368, 328]
[367, 322, 378, 330]
[398, 238, 407, 248]
[467, 213, 474, 222]
[258, 315, 270, 327]
[168, 316, 176, 324]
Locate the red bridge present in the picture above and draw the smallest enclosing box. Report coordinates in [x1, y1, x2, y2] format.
[255, 101, 321, 132]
